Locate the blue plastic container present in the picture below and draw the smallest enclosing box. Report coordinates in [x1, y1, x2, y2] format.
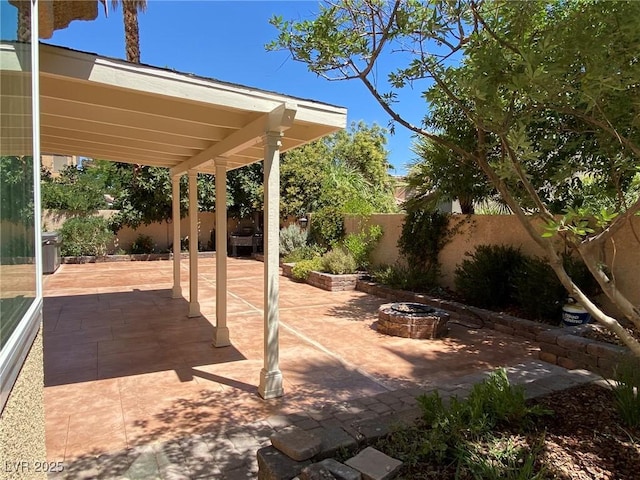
[561, 302, 591, 327]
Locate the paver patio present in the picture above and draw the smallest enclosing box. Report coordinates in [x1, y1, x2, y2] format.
[43, 256, 542, 478]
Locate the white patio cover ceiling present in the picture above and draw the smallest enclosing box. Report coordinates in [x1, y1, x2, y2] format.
[2, 42, 347, 172]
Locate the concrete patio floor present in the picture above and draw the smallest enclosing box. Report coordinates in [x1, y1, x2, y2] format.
[43, 256, 542, 478]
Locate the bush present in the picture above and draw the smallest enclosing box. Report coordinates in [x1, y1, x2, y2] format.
[283, 244, 325, 263]
[378, 369, 552, 479]
[279, 224, 308, 256]
[309, 206, 344, 248]
[342, 224, 383, 270]
[291, 257, 323, 281]
[371, 262, 440, 292]
[398, 209, 451, 271]
[60, 216, 113, 256]
[454, 244, 526, 309]
[130, 234, 155, 254]
[321, 248, 357, 274]
[513, 256, 566, 322]
[513, 254, 601, 322]
[612, 354, 640, 427]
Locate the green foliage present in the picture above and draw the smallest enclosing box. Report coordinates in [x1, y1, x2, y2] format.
[455, 245, 526, 309]
[41, 162, 117, 214]
[612, 355, 640, 428]
[280, 121, 396, 219]
[283, 244, 325, 263]
[0, 234, 32, 259]
[408, 101, 497, 214]
[457, 435, 547, 480]
[371, 263, 440, 293]
[111, 165, 217, 230]
[398, 209, 451, 278]
[513, 256, 566, 322]
[513, 254, 600, 322]
[59, 216, 114, 257]
[227, 162, 264, 218]
[309, 206, 344, 248]
[342, 224, 382, 270]
[268, 0, 640, 354]
[1, 156, 35, 224]
[321, 248, 357, 275]
[130, 234, 155, 254]
[279, 224, 308, 257]
[378, 369, 551, 476]
[291, 257, 323, 281]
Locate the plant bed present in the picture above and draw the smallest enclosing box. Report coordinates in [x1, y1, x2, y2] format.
[61, 251, 216, 264]
[371, 380, 639, 479]
[280, 262, 361, 291]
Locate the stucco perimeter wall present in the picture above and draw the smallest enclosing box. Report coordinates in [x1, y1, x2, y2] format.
[345, 214, 640, 313]
[42, 210, 246, 252]
[0, 328, 46, 480]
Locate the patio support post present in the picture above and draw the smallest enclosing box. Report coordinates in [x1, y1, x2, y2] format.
[171, 174, 182, 299]
[188, 169, 200, 317]
[258, 131, 284, 399]
[213, 159, 230, 347]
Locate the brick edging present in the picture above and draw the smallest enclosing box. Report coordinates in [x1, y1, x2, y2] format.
[355, 280, 629, 377]
[61, 252, 216, 264]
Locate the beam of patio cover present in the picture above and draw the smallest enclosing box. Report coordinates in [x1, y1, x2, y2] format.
[169, 103, 297, 176]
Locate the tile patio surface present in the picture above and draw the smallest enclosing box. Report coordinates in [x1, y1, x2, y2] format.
[43, 256, 544, 478]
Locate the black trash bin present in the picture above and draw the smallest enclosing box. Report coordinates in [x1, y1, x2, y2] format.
[42, 231, 61, 274]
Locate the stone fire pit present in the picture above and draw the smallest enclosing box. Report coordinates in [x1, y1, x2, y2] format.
[378, 302, 450, 339]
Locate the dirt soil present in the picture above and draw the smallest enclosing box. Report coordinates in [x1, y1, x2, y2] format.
[533, 383, 640, 479]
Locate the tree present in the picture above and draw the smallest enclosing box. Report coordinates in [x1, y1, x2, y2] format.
[407, 94, 495, 213]
[227, 162, 264, 219]
[41, 160, 121, 214]
[270, 0, 640, 355]
[110, 165, 217, 229]
[280, 121, 397, 218]
[111, 0, 147, 63]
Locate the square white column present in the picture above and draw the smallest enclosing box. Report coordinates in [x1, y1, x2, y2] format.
[171, 174, 182, 299]
[188, 169, 200, 317]
[214, 160, 230, 346]
[258, 131, 284, 399]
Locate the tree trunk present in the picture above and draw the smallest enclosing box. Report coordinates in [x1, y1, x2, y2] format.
[16, 0, 31, 42]
[123, 0, 140, 63]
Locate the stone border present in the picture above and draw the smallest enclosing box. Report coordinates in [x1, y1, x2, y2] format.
[61, 251, 216, 264]
[281, 263, 360, 292]
[257, 365, 603, 479]
[356, 280, 629, 378]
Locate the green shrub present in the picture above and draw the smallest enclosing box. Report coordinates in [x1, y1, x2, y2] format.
[371, 262, 440, 292]
[398, 209, 451, 272]
[283, 244, 325, 263]
[321, 248, 357, 274]
[404, 369, 551, 475]
[612, 354, 640, 427]
[130, 234, 155, 254]
[513, 254, 600, 322]
[291, 257, 323, 281]
[279, 224, 308, 256]
[513, 256, 566, 322]
[309, 206, 344, 248]
[342, 224, 383, 270]
[60, 216, 113, 256]
[454, 244, 526, 309]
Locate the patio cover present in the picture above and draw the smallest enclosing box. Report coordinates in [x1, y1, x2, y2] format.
[1, 42, 347, 398]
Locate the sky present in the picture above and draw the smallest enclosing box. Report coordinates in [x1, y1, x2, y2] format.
[45, 0, 428, 176]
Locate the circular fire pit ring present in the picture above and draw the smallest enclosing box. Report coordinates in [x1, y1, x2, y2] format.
[378, 302, 449, 339]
